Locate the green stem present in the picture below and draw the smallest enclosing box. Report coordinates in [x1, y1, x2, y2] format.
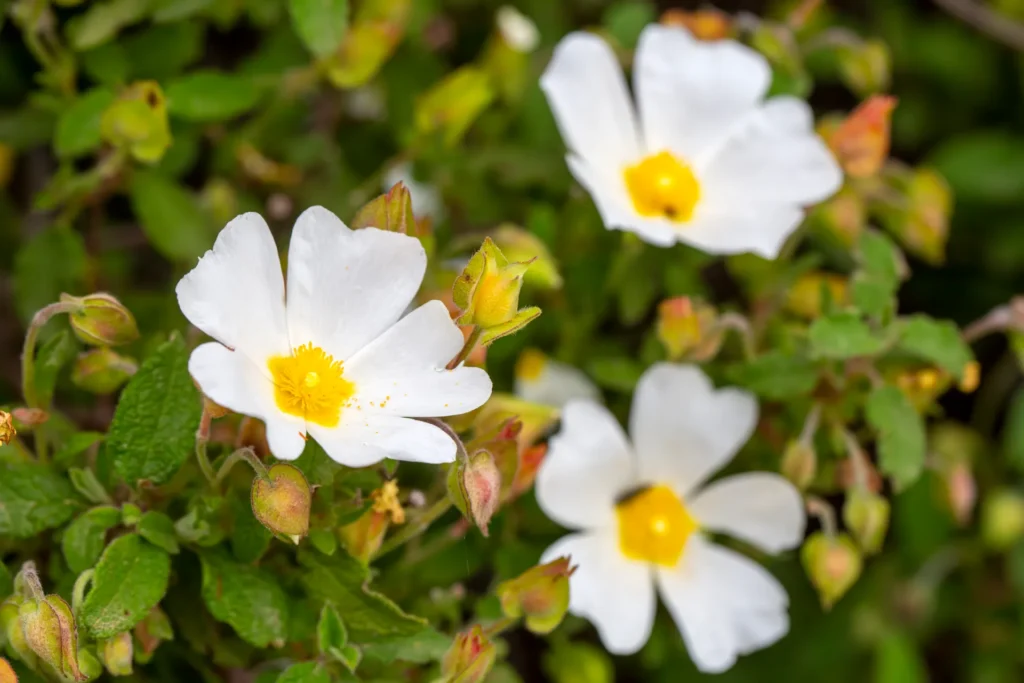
[21, 301, 80, 463]
[373, 497, 453, 560]
[214, 447, 270, 489]
[71, 570, 94, 615]
[806, 496, 838, 537]
[482, 616, 518, 638]
[448, 326, 483, 369]
[194, 406, 217, 487]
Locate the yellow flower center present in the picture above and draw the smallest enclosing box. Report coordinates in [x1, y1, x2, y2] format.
[623, 151, 701, 223]
[267, 343, 355, 427]
[616, 484, 697, 567]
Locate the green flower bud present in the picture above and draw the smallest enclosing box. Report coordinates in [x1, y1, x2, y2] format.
[98, 632, 133, 676]
[981, 488, 1024, 551]
[251, 463, 311, 544]
[19, 595, 86, 681]
[71, 348, 137, 395]
[842, 490, 890, 555]
[447, 449, 502, 537]
[351, 182, 416, 235]
[453, 238, 541, 345]
[441, 625, 496, 683]
[781, 440, 817, 490]
[1, 598, 39, 671]
[61, 293, 139, 347]
[801, 532, 863, 610]
[99, 81, 171, 164]
[497, 557, 575, 635]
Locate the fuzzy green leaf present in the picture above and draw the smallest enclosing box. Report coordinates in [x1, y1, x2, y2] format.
[62, 505, 121, 573]
[277, 662, 330, 683]
[200, 551, 290, 648]
[866, 385, 927, 490]
[809, 312, 886, 359]
[289, 0, 349, 57]
[107, 335, 202, 486]
[54, 88, 117, 158]
[137, 511, 180, 554]
[0, 463, 78, 539]
[80, 533, 171, 638]
[166, 71, 261, 122]
[128, 170, 212, 262]
[896, 315, 973, 378]
[727, 352, 820, 399]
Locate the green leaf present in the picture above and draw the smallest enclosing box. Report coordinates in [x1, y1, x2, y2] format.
[299, 549, 428, 643]
[137, 511, 180, 554]
[277, 662, 330, 683]
[0, 462, 78, 538]
[809, 312, 886, 359]
[866, 385, 927, 491]
[294, 440, 338, 487]
[166, 71, 261, 122]
[230, 494, 272, 563]
[56, 432, 105, 465]
[874, 631, 927, 683]
[896, 315, 973, 378]
[62, 505, 121, 573]
[128, 170, 211, 262]
[54, 88, 116, 158]
[586, 357, 644, 393]
[317, 602, 351, 665]
[68, 465, 111, 504]
[930, 130, 1024, 205]
[361, 628, 451, 665]
[0, 561, 11, 601]
[80, 534, 171, 638]
[107, 335, 202, 486]
[852, 230, 902, 319]
[13, 225, 87, 324]
[200, 550, 290, 648]
[289, 0, 349, 57]
[66, 0, 149, 50]
[727, 352, 820, 399]
[34, 330, 78, 407]
[1004, 386, 1024, 474]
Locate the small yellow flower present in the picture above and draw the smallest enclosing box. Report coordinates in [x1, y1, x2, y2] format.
[0, 411, 14, 447]
[371, 480, 405, 525]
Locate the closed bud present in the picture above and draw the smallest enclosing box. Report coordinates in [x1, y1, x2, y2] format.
[61, 293, 139, 347]
[660, 8, 733, 40]
[98, 632, 132, 676]
[1, 598, 38, 671]
[837, 39, 891, 98]
[826, 95, 897, 178]
[785, 272, 848, 320]
[415, 66, 496, 147]
[251, 463, 311, 544]
[801, 532, 863, 609]
[812, 185, 866, 247]
[339, 503, 390, 564]
[655, 296, 722, 361]
[981, 488, 1024, 551]
[132, 607, 173, 664]
[441, 625, 496, 683]
[0, 657, 16, 683]
[781, 440, 817, 490]
[885, 167, 952, 266]
[71, 348, 137, 394]
[19, 595, 86, 681]
[0, 410, 14, 446]
[100, 81, 171, 164]
[454, 238, 540, 344]
[492, 225, 562, 290]
[448, 449, 502, 537]
[351, 182, 415, 235]
[11, 408, 48, 429]
[843, 490, 890, 555]
[944, 461, 976, 527]
[497, 557, 575, 634]
[465, 418, 521, 501]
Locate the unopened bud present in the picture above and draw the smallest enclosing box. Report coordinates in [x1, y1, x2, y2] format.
[497, 557, 575, 634]
[351, 182, 415, 235]
[786, 272, 848, 320]
[19, 595, 86, 681]
[660, 8, 733, 40]
[100, 81, 171, 163]
[837, 39, 891, 98]
[843, 490, 890, 555]
[71, 348, 137, 394]
[1, 599, 37, 670]
[801, 532, 863, 609]
[655, 296, 722, 361]
[826, 95, 897, 178]
[781, 440, 817, 490]
[441, 625, 496, 683]
[453, 237, 540, 344]
[492, 225, 562, 290]
[339, 504, 390, 564]
[981, 488, 1024, 551]
[465, 418, 521, 500]
[0, 410, 14, 446]
[11, 407, 48, 429]
[0, 657, 16, 683]
[812, 185, 866, 247]
[132, 607, 172, 664]
[251, 463, 311, 544]
[944, 461, 976, 526]
[887, 167, 952, 266]
[61, 293, 139, 347]
[448, 449, 502, 537]
[98, 632, 133, 676]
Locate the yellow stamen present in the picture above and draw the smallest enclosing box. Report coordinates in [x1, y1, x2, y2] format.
[623, 151, 701, 223]
[616, 484, 697, 567]
[268, 343, 355, 427]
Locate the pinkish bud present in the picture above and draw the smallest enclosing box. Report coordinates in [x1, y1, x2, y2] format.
[497, 556, 575, 634]
[98, 631, 133, 676]
[448, 449, 502, 537]
[11, 408, 48, 429]
[441, 625, 496, 683]
[801, 532, 863, 610]
[826, 95, 897, 178]
[655, 296, 722, 361]
[251, 463, 311, 544]
[944, 461, 976, 526]
[842, 490, 890, 555]
[61, 293, 139, 347]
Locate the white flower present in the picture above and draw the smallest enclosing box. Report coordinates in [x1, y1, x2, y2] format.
[383, 162, 445, 224]
[535, 363, 804, 672]
[514, 348, 600, 408]
[176, 207, 492, 466]
[540, 25, 842, 258]
[497, 6, 539, 53]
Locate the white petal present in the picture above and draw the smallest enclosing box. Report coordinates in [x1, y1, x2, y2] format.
[176, 213, 290, 371]
[285, 207, 427, 361]
[309, 414, 456, 467]
[657, 536, 789, 673]
[541, 32, 641, 171]
[344, 300, 492, 417]
[567, 155, 677, 247]
[188, 343, 306, 460]
[541, 531, 655, 655]
[631, 363, 757, 496]
[535, 401, 635, 530]
[761, 96, 815, 134]
[515, 358, 600, 408]
[688, 473, 806, 553]
[678, 205, 805, 259]
[635, 24, 770, 164]
[699, 103, 843, 208]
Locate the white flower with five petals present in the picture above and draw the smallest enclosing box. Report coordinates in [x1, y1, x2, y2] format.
[176, 207, 492, 466]
[536, 363, 805, 672]
[540, 24, 842, 258]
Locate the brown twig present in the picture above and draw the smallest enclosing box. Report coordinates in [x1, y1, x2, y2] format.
[933, 0, 1024, 51]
